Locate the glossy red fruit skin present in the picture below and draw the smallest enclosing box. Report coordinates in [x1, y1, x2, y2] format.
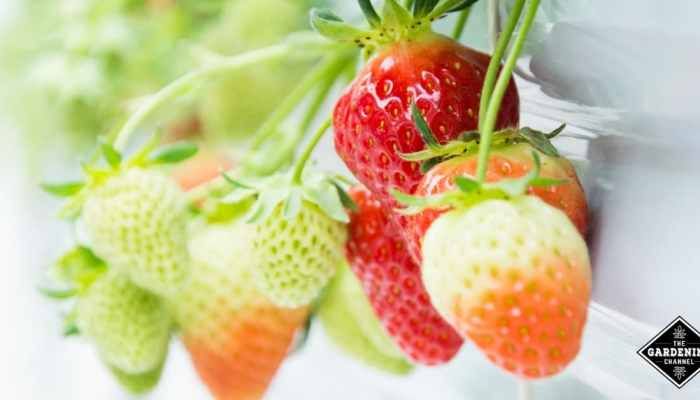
[333, 33, 519, 217]
[346, 185, 463, 365]
[404, 145, 589, 263]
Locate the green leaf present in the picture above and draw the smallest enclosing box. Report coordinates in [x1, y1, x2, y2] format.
[283, 188, 303, 220]
[411, 101, 439, 149]
[148, 142, 198, 164]
[57, 191, 88, 220]
[310, 8, 370, 43]
[530, 177, 568, 187]
[332, 181, 358, 212]
[413, 0, 440, 17]
[383, 0, 413, 29]
[100, 142, 122, 168]
[518, 126, 561, 157]
[222, 173, 256, 190]
[41, 181, 84, 197]
[455, 176, 480, 193]
[357, 0, 382, 28]
[38, 286, 77, 300]
[482, 151, 542, 197]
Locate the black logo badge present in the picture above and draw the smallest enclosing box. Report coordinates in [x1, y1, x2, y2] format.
[638, 316, 700, 388]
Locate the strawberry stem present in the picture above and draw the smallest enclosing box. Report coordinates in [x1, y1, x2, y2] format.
[111, 44, 293, 152]
[478, 0, 526, 130]
[476, 0, 540, 183]
[451, 7, 472, 40]
[291, 117, 332, 185]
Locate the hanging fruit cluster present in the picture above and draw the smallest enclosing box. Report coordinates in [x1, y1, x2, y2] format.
[41, 0, 592, 398]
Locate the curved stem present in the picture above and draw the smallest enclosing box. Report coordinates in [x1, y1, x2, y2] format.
[291, 117, 332, 184]
[111, 44, 291, 152]
[478, 0, 525, 130]
[476, 0, 539, 182]
[451, 7, 471, 40]
[247, 53, 349, 153]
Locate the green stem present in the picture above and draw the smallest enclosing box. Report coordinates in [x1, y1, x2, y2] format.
[300, 74, 337, 135]
[428, 0, 466, 19]
[478, 0, 525, 130]
[247, 53, 349, 153]
[451, 7, 471, 40]
[476, 0, 539, 183]
[111, 44, 292, 152]
[291, 117, 332, 184]
[404, 0, 415, 10]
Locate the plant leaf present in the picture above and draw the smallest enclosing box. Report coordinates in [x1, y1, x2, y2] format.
[148, 142, 198, 164]
[41, 181, 84, 197]
[420, 157, 442, 173]
[310, 8, 370, 43]
[100, 142, 122, 168]
[546, 123, 566, 139]
[518, 127, 560, 157]
[63, 319, 80, 337]
[411, 101, 439, 149]
[54, 246, 107, 291]
[357, 0, 382, 28]
[246, 188, 288, 224]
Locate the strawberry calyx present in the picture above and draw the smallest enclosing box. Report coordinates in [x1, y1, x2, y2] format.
[392, 150, 565, 215]
[220, 118, 356, 225]
[401, 101, 565, 172]
[311, 0, 477, 53]
[42, 139, 199, 219]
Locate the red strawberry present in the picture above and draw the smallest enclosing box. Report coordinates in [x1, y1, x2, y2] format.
[333, 32, 519, 217]
[346, 185, 463, 365]
[404, 143, 588, 263]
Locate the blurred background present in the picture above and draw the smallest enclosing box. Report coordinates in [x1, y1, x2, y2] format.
[1, 0, 699, 398]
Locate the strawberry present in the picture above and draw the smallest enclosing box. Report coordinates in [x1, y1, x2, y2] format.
[404, 142, 588, 262]
[82, 168, 190, 296]
[421, 196, 591, 378]
[109, 361, 165, 395]
[253, 200, 347, 308]
[76, 271, 172, 374]
[346, 185, 463, 365]
[332, 33, 519, 215]
[318, 263, 413, 374]
[171, 221, 308, 400]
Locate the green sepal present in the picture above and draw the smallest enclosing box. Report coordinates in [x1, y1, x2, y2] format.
[446, 0, 479, 12]
[411, 101, 439, 149]
[357, 0, 382, 28]
[284, 188, 303, 220]
[310, 8, 372, 43]
[56, 190, 88, 220]
[52, 246, 107, 292]
[382, 0, 413, 30]
[41, 181, 85, 197]
[517, 124, 565, 157]
[148, 142, 198, 164]
[420, 157, 443, 173]
[100, 141, 122, 168]
[245, 186, 289, 224]
[331, 181, 358, 212]
[63, 320, 80, 337]
[392, 151, 562, 214]
[413, 0, 441, 18]
[38, 286, 78, 300]
[303, 175, 349, 223]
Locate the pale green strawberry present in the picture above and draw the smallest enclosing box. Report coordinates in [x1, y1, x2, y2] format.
[318, 264, 413, 375]
[108, 360, 165, 395]
[171, 221, 308, 400]
[77, 271, 172, 374]
[422, 196, 591, 378]
[253, 201, 347, 308]
[82, 168, 189, 296]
